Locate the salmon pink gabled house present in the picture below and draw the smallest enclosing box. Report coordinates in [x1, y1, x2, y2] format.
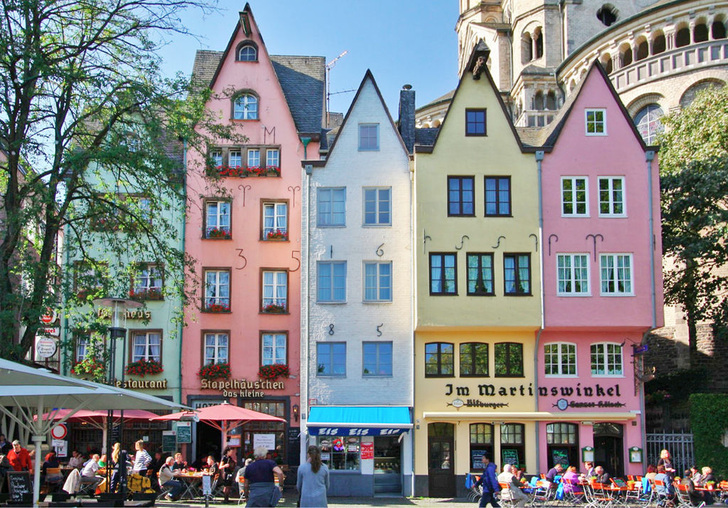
[182, 3, 325, 465]
[535, 61, 663, 476]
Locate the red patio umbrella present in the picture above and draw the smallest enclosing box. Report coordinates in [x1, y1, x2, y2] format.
[152, 401, 286, 453]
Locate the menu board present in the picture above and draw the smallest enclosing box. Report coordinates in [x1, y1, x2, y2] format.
[162, 431, 176, 453]
[502, 449, 520, 467]
[551, 448, 569, 467]
[176, 422, 191, 444]
[7, 471, 31, 503]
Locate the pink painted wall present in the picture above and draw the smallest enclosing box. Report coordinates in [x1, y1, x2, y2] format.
[181, 13, 318, 405]
[541, 64, 664, 330]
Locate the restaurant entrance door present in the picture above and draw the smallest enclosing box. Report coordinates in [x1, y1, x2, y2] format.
[428, 423, 455, 497]
[593, 423, 624, 477]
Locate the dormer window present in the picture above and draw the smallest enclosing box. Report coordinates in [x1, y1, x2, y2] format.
[236, 41, 258, 62]
[233, 93, 258, 120]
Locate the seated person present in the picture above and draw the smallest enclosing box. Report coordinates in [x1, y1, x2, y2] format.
[67, 450, 84, 469]
[498, 464, 528, 508]
[583, 461, 596, 479]
[700, 467, 717, 505]
[681, 471, 704, 505]
[171, 452, 187, 471]
[158, 456, 184, 501]
[594, 465, 610, 485]
[80, 454, 103, 492]
[545, 463, 563, 483]
[690, 466, 702, 485]
[562, 466, 584, 494]
[654, 464, 675, 499]
[204, 455, 219, 476]
[645, 464, 658, 482]
[42, 452, 63, 488]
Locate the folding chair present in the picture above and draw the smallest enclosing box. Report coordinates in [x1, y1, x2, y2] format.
[43, 467, 64, 493]
[676, 484, 706, 508]
[653, 479, 675, 508]
[562, 477, 585, 505]
[498, 482, 516, 508]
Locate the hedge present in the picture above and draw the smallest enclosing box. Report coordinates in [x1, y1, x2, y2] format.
[689, 393, 728, 479]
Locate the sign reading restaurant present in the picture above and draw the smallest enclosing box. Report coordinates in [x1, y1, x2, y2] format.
[201, 378, 286, 398]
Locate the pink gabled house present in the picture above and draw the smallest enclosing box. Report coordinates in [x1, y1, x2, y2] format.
[182, 3, 324, 465]
[536, 61, 663, 476]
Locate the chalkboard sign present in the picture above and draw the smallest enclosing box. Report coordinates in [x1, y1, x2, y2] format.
[471, 449, 486, 469]
[551, 448, 569, 467]
[7, 471, 31, 502]
[162, 431, 176, 453]
[502, 449, 520, 467]
[176, 422, 191, 444]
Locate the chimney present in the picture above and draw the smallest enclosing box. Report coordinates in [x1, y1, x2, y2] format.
[398, 84, 415, 154]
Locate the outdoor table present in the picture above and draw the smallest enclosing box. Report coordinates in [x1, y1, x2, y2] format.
[177, 472, 205, 499]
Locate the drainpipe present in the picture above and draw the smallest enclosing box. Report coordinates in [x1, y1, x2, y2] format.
[178, 139, 188, 405]
[301, 161, 313, 465]
[535, 150, 546, 472]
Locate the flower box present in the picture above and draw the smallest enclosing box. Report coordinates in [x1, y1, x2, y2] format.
[258, 364, 290, 381]
[205, 302, 230, 313]
[262, 303, 286, 314]
[206, 227, 232, 239]
[125, 359, 164, 377]
[198, 362, 231, 381]
[265, 229, 288, 241]
[72, 359, 106, 380]
[208, 165, 281, 178]
[129, 288, 163, 301]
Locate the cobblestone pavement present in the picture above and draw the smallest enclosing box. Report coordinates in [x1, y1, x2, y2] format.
[157, 493, 479, 507]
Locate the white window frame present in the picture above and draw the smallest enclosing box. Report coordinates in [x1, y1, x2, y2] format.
[262, 333, 287, 366]
[598, 176, 626, 217]
[590, 342, 624, 377]
[556, 254, 590, 296]
[317, 188, 346, 227]
[362, 341, 393, 377]
[600, 253, 633, 296]
[363, 261, 392, 302]
[205, 201, 231, 237]
[204, 269, 230, 309]
[561, 177, 589, 217]
[317, 261, 347, 303]
[210, 150, 223, 167]
[263, 202, 287, 238]
[544, 342, 578, 377]
[131, 331, 161, 363]
[134, 265, 163, 293]
[262, 270, 288, 310]
[233, 94, 258, 120]
[585, 108, 607, 136]
[247, 148, 261, 168]
[266, 149, 280, 168]
[204, 332, 229, 364]
[238, 45, 257, 62]
[229, 150, 242, 168]
[363, 187, 392, 226]
[358, 123, 379, 151]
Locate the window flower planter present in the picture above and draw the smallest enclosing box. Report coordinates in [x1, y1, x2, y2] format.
[125, 359, 164, 377]
[265, 229, 288, 241]
[208, 165, 281, 178]
[262, 303, 286, 314]
[258, 364, 290, 381]
[72, 359, 106, 381]
[198, 362, 231, 381]
[129, 288, 163, 301]
[206, 227, 232, 239]
[205, 302, 231, 313]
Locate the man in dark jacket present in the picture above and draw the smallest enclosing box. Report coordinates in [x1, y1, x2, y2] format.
[474, 452, 501, 508]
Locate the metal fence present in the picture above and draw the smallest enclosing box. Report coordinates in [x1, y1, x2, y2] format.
[646, 432, 694, 474]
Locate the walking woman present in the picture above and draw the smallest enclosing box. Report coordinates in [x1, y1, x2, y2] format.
[297, 445, 329, 507]
[219, 447, 237, 503]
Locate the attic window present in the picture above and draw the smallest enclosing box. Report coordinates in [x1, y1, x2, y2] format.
[596, 5, 618, 27]
[237, 41, 258, 62]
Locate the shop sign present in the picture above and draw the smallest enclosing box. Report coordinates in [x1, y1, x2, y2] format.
[200, 378, 285, 398]
[40, 309, 58, 325]
[37, 327, 60, 338]
[541, 383, 627, 411]
[114, 379, 168, 389]
[360, 442, 374, 460]
[444, 382, 534, 397]
[308, 427, 408, 436]
[35, 337, 58, 358]
[97, 308, 151, 320]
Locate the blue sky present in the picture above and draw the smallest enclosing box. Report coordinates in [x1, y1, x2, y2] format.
[158, 0, 460, 116]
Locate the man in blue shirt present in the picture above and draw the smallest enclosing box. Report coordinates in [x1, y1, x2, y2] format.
[474, 452, 501, 508]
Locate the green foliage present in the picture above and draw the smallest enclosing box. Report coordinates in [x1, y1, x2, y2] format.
[659, 85, 728, 349]
[689, 393, 728, 479]
[644, 367, 707, 402]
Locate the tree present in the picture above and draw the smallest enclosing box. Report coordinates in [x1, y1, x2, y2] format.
[659, 85, 728, 354]
[0, 0, 230, 360]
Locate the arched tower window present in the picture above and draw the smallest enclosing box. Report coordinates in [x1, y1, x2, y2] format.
[236, 41, 258, 62]
[711, 20, 727, 39]
[694, 23, 709, 43]
[635, 38, 649, 61]
[652, 33, 666, 55]
[546, 91, 557, 110]
[676, 26, 691, 47]
[619, 43, 632, 67]
[634, 104, 664, 145]
[600, 54, 613, 74]
[522, 32, 533, 64]
[534, 27, 544, 59]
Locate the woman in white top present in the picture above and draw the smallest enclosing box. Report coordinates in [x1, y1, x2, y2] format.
[131, 439, 152, 475]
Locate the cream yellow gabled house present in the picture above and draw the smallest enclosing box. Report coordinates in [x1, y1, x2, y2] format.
[412, 41, 541, 497]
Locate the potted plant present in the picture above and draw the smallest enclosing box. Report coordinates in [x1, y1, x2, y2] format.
[207, 227, 232, 239]
[72, 358, 106, 381]
[128, 288, 163, 301]
[262, 303, 286, 314]
[205, 302, 230, 313]
[198, 362, 231, 381]
[258, 364, 290, 381]
[266, 166, 281, 177]
[266, 229, 288, 241]
[125, 358, 164, 377]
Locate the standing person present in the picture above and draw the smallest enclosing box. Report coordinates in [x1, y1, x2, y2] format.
[297, 445, 329, 507]
[0, 434, 11, 454]
[132, 440, 152, 476]
[7, 440, 32, 471]
[158, 456, 184, 501]
[219, 447, 237, 503]
[243, 446, 285, 507]
[474, 452, 501, 508]
[109, 443, 121, 493]
[657, 449, 676, 480]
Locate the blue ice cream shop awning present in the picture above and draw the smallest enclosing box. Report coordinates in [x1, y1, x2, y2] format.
[307, 406, 412, 436]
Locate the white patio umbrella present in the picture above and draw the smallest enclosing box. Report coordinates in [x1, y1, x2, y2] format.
[0, 358, 189, 507]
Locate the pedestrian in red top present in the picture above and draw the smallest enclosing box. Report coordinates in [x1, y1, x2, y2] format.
[7, 440, 32, 471]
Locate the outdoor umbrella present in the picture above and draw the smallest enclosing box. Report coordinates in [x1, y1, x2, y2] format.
[0, 358, 189, 507]
[152, 401, 286, 453]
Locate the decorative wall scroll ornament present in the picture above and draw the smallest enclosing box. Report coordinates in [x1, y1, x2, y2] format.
[235, 248, 247, 270]
[289, 251, 301, 272]
[585, 233, 604, 261]
[529, 233, 538, 251]
[455, 235, 469, 250]
[288, 185, 301, 208]
[423, 230, 432, 254]
[492, 235, 506, 249]
[376, 243, 384, 257]
[376, 324, 383, 337]
[238, 184, 252, 207]
[328, 324, 335, 336]
[548, 234, 559, 256]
